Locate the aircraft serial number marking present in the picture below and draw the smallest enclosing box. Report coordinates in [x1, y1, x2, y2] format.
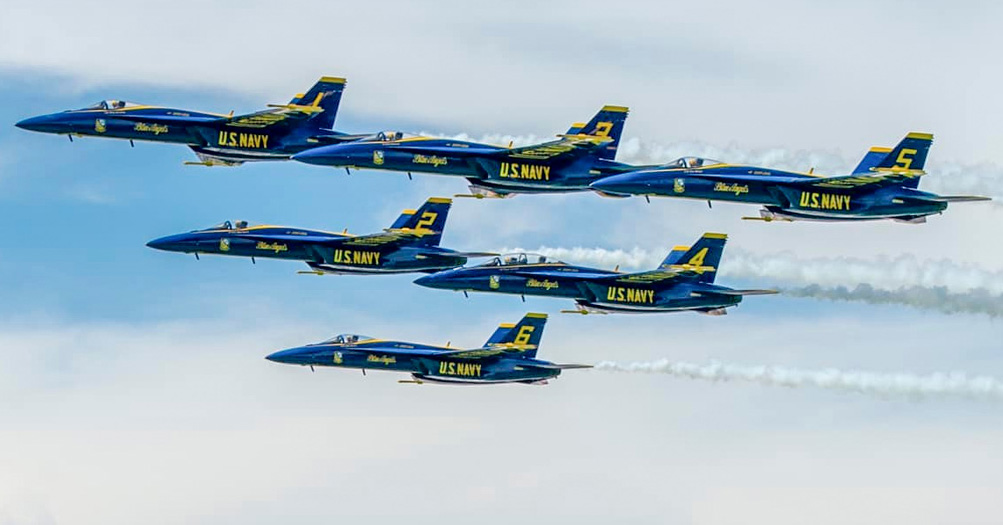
[332, 249, 381, 265]
[798, 192, 851, 211]
[606, 286, 655, 304]
[499, 162, 551, 181]
[438, 361, 483, 377]
[217, 131, 270, 149]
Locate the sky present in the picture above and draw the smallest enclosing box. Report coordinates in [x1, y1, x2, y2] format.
[2, 1, 1003, 524]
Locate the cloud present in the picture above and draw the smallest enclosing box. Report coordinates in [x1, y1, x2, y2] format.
[596, 359, 1003, 401]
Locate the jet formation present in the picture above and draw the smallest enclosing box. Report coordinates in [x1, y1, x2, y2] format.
[14, 73, 993, 386]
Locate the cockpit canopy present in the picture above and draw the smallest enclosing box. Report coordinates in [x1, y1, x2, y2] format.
[482, 252, 562, 266]
[369, 130, 421, 142]
[320, 334, 375, 345]
[202, 220, 249, 231]
[83, 100, 143, 111]
[662, 156, 725, 169]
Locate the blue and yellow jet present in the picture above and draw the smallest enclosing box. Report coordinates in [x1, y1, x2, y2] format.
[146, 198, 495, 274]
[15, 77, 360, 166]
[266, 313, 589, 385]
[291, 106, 633, 197]
[415, 233, 776, 314]
[590, 133, 990, 223]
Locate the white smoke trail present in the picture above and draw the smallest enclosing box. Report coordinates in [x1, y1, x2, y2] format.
[443, 133, 1003, 203]
[595, 359, 1003, 401]
[501, 246, 1003, 317]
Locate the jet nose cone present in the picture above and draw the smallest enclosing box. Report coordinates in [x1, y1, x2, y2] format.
[146, 233, 193, 252]
[590, 173, 649, 196]
[15, 112, 78, 134]
[414, 272, 449, 289]
[15, 115, 54, 132]
[266, 347, 309, 365]
[292, 145, 352, 166]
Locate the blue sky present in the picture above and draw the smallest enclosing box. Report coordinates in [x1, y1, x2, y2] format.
[2, 2, 1003, 524]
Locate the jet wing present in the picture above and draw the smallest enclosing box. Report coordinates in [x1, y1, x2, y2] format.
[504, 135, 613, 161]
[223, 107, 313, 129]
[435, 343, 539, 359]
[595, 269, 680, 283]
[343, 229, 442, 246]
[791, 169, 926, 190]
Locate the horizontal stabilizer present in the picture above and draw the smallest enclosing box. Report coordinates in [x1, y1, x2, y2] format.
[516, 362, 593, 370]
[903, 195, 992, 203]
[693, 288, 779, 296]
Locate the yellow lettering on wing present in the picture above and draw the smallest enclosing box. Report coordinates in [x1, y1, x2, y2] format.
[798, 191, 852, 211]
[605, 286, 655, 304]
[438, 361, 483, 377]
[499, 162, 551, 181]
[332, 249, 382, 266]
[217, 130, 270, 150]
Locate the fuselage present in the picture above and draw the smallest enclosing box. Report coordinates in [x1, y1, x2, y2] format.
[147, 223, 467, 274]
[15, 103, 349, 162]
[590, 162, 950, 221]
[265, 338, 561, 384]
[292, 135, 633, 194]
[415, 257, 744, 313]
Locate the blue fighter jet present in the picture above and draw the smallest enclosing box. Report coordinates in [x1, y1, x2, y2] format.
[15, 76, 361, 166]
[146, 197, 495, 274]
[415, 233, 776, 315]
[590, 133, 990, 223]
[266, 313, 589, 385]
[291, 106, 635, 197]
